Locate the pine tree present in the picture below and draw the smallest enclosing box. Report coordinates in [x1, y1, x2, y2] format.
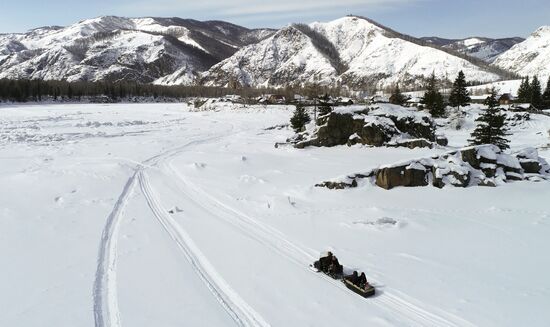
[421, 72, 446, 117]
[543, 76, 550, 106]
[517, 77, 531, 103]
[468, 88, 510, 150]
[389, 84, 407, 106]
[318, 93, 333, 117]
[531, 76, 543, 107]
[448, 71, 471, 109]
[290, 103, 311, 132]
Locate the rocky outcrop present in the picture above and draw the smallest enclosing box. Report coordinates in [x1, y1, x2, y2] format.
[293, 104, 437, 149]
[317, 146, 550, 190]
[376, 163, 429, 190]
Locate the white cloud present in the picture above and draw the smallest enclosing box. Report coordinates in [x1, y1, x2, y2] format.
[111, 0, 422, 25]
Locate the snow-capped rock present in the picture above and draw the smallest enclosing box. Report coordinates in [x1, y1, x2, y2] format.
[494, 26, 550, 82]
[201, 16, 503, 89]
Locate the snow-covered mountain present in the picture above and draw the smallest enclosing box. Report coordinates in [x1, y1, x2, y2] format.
[421, 37, 524, 63]
[0, 16, 274, 84]
[494, 26, 550, 82]
[200, 16, 505, 89]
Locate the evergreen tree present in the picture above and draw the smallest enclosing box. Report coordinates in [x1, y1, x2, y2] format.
[318, 93, 332, 117]
[290, 103, 311, 132]
[421, 72, 446, 117]
[543, 76, 550, 105]
[531, 76, 543, 107]
[448, 71, 471, 109]
[468, 88, 510, 150]
[517, 77, 531, 103]
[389, 84, 407, 106]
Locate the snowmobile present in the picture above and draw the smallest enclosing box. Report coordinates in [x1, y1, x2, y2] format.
[311, 252, 375, 298]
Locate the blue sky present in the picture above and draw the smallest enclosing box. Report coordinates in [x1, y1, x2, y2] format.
[1, 0, 549, 38]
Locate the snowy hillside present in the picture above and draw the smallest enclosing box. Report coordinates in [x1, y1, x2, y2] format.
[422, 37, 524, 63]
[199, 25, 339, 88]
[494, 26, 550, 82]
[201, 16, 503, 89]
[0, 16, 274, 84]
[1, 102, 549, 326]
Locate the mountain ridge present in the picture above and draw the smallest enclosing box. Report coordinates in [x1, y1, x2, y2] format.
[0, 15, 538, 90]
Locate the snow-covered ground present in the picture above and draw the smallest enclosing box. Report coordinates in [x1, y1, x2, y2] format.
[1, 103, 550, 326]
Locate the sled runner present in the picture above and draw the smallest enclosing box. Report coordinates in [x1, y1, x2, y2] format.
[343, 279, 376, 298]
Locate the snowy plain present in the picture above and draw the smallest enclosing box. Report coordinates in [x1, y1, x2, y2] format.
[1, 102, 550, 326]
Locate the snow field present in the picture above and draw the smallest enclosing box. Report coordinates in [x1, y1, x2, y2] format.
[1, 103, 549, 326]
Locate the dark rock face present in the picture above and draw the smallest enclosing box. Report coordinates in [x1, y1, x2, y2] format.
[316, 180, 358, 189]
[388, 139, 433, 149]
[460, 148, 480, 169]
[433, 165, 470, 188]
[436, 135, 449, 146]
[375, 165, 429, 190]
[520, 160, 542, 174]
[293, 106, 437, 149]
[356, 122, 397, 146]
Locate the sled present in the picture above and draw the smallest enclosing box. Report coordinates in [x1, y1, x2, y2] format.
[343, 279, 376, 298]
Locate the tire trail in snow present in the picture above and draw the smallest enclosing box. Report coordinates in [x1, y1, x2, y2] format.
[93, 172, 138, 327]
[162, 161, 475, 327]
[138, 171, 270, 327]
[92, 125, 239, 327]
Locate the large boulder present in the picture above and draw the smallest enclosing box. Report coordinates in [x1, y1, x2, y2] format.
[520, 160, 542, 174]
[432, 158, 471, 188]
[292, 104, 437, 148]
[368, 105, 436, 141]
[376, 162, 429, 190]
[356, 117, 399, 146]
[460, 145, 499, 177]
[435, 135, 449, 146]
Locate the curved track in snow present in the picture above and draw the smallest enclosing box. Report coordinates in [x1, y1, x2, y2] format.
[138, 170, 270, 327]
[92, 124, 265, 327]
[161, 159, 475, 327]
[92, 172, 138, 327]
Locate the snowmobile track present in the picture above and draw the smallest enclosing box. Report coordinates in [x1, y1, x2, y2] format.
[162, 161, 475, 327]
[93, 172, 138, 327]
[138, 171, 270, 327]
[92, 124, 237, 327]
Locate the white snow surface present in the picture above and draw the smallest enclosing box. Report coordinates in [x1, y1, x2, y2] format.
[1, 102, 550, 326]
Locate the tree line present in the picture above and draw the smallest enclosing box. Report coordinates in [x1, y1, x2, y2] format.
[0, 79, 338, 103]
[517, 76, 550, 108]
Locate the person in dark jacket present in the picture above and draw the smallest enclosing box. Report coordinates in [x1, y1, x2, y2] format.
[358, 272, 368, 288]
[345, 271, 359, 285]
[318, 252, 333, 273]
[328, 255, 343, 276]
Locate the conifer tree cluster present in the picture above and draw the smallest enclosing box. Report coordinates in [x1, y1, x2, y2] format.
[543, 77, 550, 104]
[290, 103, 311, 132]
[389, 84, 407, 106]
[421, 73, 445, 117]
[517, 76, 546, 108]
[469, 88, 510, 150]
